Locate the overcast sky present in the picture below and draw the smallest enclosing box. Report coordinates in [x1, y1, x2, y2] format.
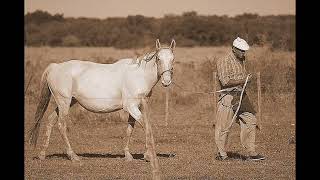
[25, 0, 295, 18]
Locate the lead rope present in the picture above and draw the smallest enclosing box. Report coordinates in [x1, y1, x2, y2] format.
[171, 81, 215, 94]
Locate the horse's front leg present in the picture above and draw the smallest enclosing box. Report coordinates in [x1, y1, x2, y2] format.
[124, 114, 136, 161]
[125, 103, 143, 161]
[125, 101, 150, 162]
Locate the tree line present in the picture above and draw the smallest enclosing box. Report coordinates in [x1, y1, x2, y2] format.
[25, 10, 295, 51]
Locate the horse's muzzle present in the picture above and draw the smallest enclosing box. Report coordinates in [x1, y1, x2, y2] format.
[162, 80, 172, 87]
[161, 71, 172, 87]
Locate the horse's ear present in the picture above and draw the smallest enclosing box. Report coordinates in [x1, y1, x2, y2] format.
[156, 39, 161, 50]
[170, 39, 176, 50]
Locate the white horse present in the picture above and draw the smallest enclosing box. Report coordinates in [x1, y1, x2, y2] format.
[28, 39, 175, 174]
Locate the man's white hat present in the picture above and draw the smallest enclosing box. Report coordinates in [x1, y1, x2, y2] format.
[232, 37, 250, 51]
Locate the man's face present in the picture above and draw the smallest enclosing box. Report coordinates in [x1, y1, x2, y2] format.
[232, 47, 246, 60]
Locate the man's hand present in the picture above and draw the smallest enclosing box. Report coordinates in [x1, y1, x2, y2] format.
[224, 74, 252, 88]
[225, 78, 246, 88]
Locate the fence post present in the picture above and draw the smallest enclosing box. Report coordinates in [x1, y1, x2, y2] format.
[212, 72, 217, 126]
[257, 72, 262, 128]
[165, 87, 169, 127]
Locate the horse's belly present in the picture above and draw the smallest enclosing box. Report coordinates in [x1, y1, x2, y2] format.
[72, 68, 124, 113]
[76, 97, 122, 113]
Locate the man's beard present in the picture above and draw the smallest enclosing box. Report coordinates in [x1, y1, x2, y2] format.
[236, 54, 245, 61]
[232, 50, 245, 61]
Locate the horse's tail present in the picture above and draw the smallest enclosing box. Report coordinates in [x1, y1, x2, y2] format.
[28, 64, 54, 147]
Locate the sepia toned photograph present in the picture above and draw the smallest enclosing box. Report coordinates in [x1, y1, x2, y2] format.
[24, 0, 295, 179]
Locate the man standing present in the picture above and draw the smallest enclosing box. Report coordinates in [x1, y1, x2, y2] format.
[215, 37, 265, 161]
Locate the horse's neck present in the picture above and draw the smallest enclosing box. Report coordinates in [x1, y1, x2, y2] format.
[138, 52, 159, 88]
[144, 52, 157, 68]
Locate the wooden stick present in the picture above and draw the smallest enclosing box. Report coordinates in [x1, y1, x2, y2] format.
[225, 75, 250, 131]
[257, 72, 262, 129]
[165, 87, 169, 127]
[212, 72, 217, 126]
[142, 98, 161, 180]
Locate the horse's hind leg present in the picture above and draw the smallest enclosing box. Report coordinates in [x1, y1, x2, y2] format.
[124, 115, 136, 161]
[58, 113, 80, 162]
[53, 93, 80, 161]
[38, 107, 58, 160]
[38, 98, 77, 160]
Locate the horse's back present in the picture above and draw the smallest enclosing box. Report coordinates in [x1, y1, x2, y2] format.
[44, 58, 136, 102]
[45, 59, 136, 87]
[57, 59, 134, 73]
[47, 60, 105, 78]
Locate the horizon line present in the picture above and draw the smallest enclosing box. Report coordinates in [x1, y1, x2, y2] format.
[25, 9, 295, 19]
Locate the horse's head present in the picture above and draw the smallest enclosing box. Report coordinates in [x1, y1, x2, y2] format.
[155, 39, 176, 87]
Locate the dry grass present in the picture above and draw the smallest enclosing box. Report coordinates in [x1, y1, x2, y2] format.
[25, 46, 295, 179]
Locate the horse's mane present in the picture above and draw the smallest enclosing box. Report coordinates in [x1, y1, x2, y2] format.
[131, 46, 172, 67]
[133, 50, 157, 67]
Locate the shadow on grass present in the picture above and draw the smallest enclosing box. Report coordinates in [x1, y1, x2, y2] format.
[226, 152, 247, 160]
[37, 152, 176, 160]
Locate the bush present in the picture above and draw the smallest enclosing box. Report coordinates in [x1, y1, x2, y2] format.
[25, 10, 295, 51]
[62, 35, 81, 46]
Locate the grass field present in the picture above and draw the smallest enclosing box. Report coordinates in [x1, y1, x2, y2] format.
[24, 46, 295, 179]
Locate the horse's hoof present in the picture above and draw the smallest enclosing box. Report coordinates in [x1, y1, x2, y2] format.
[68, 151, 81, 162]
[125, 152, 134, 161]
[125, 156, 133, 161]
[38, 151, 46, 160]
[144, 152, 151, 162]
[71, 155, 81, 163]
